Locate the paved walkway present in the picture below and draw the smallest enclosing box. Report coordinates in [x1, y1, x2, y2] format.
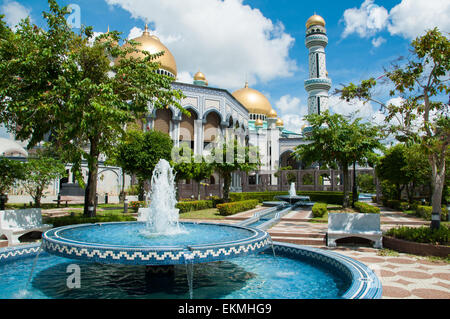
[266, 205, 449, 299]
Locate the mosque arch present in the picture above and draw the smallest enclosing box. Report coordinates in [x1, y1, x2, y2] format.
[153, 108, 173, 135]
[203, 111, 221, 143]
[279, 150, 301, 169]
[179, 109, 197, 148]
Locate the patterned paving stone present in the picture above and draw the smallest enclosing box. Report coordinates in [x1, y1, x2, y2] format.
[379, 269, 397, 278]
[357, 257, 386, 263]
[411, 288, 450, 299]
[382, 285, 412, 298]
[386, 258, 416, 264]
[434, 281, 450, 290]
[396, 271, 433, 280]
[433, 273, 450, 281]
[394, 278, 414, 286]
[417, 259, 449, 266]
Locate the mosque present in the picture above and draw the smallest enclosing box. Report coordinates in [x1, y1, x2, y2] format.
[0, 14, 331, 201]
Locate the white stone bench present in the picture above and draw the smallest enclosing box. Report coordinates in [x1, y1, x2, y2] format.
[327, 213, 382, 248]
[0, 209, 52, 245]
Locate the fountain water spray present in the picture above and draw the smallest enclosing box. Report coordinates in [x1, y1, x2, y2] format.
[289, 182, 296, 197]
[140, 159, 187, 236]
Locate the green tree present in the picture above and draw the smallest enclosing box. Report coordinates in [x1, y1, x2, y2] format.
[170, 145, 213, 200]
[21, 153, 66, 208]
[0, 157, 25, 209]
[376, 144, 410, 201]
[210, 138, 259, 202]
[0, 1, 184, 216]
[294, 111, 383, 208]
[113, 129, 174, 201]
[338, 28, 449, 228]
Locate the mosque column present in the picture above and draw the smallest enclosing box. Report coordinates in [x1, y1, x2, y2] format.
[172, 119, 181, 147]
[194, 119, 203, 156]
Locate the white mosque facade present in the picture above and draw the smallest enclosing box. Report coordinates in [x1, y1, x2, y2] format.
[1, 14, 331, 202]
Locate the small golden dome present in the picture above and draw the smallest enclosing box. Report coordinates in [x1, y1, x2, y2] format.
[232, 82, 272, 116]
[306, 14, 325, 29]
[121, 24, 177, 77]
[194, 71, 206, 81]
[267, 108, 277, 118]
[255, 119, 264, 127]
[276, 118, 284, 127]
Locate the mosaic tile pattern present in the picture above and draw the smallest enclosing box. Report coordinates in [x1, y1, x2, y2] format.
[41, 222, 272, 265]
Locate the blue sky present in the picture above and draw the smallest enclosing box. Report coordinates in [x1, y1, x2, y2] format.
[1, 0, 449, 134]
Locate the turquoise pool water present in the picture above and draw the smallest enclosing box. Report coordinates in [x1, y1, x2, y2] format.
[51, 222, 255, 247]
[0, 251, 349, 299]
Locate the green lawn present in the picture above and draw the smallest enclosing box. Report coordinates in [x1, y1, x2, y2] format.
[179, 208, 225, 220]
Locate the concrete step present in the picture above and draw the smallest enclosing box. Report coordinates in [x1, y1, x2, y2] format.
[269, 231, 325, 238]
[270, 236, 326, 246]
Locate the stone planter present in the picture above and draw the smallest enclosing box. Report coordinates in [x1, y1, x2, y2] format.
[383, 235, 450, 258]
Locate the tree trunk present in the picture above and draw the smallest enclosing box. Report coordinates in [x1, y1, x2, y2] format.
[430, 155, 446, 230]
[197, 181, 201, 201]
[222, 172, 231, 202]
[342, 164, 350, 208]
[84, 139, 99, 217]
[352, 161, 358, 208]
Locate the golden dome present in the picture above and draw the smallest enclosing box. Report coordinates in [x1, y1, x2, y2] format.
[267, 108, 277, 118]
[194, 71, 206, 81]
[121, 24, 177, 76]
[232, 82, 272, 115]
[306, 14, 325, 29]
[276, 118, 284, 127]
[255, 119, 264, 127]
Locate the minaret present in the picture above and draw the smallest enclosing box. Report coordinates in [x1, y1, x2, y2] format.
[304, 14, 331, 116]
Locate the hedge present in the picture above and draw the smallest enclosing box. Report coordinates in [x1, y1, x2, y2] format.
[45, 213, 136, 228]
[385, 225, 449, 245]
[415, 205, 448, 221]
[176, 200, 214, 213]
[216, 199, 259, 216]
[312, 202, 327, 218]
[229, 191, 357, 205]
[354, 201, 380, 214]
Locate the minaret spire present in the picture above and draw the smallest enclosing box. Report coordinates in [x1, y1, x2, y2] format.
[304, 14, 331, 116]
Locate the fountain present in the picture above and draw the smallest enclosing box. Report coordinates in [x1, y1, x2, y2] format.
[0, 160, 382, 299]
[276, 182, 313, 206]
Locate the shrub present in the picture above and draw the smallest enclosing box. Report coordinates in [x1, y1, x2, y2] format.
[229, 191, 357, 205]
[354, 201, 380, 214]
[216, 200, 259, 216]
[386, 225, 449, 245]
[415, 205, 448, 221]
[129, 201, 145, 212]
[176, 200, 214, 213]
[46, 213, 136, 227]
[312, 202, 327, 218]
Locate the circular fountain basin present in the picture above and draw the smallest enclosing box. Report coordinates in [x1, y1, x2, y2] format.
[41, 221, 271, 266]
[0, 242, 382, 299]
[275, 195, 312, 205]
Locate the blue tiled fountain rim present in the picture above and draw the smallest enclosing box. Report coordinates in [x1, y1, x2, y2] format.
[0, 241, 382, 299]
[41, 221, 271, 265]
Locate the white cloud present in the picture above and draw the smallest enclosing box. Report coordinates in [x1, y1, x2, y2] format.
[341, 0, 450, 43]
[106, 0, 297, 90]
[388, 0, 450, 39]
[371, 36, 386, 48]
[176, 71, 194, 84]
[0, 0, 32, 30]
[329, 95, 377, 119]
[341, 0, 389, 39]
[281, 114, 307, 134]
[275, 94, 302, 114]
